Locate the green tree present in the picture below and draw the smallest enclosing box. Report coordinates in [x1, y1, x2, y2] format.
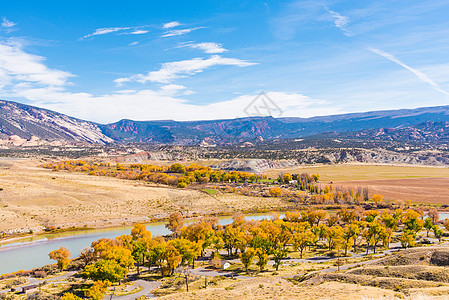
[292, 230, 313, 258]
[170, 238, 201, 267]
[255, 250, 268, 272]
[424, 218, 434, 237]
[399, 230, 416, 249]
[402, 210, 424, 233]
[240, 248, 256, 274]
[363, 222, 385, 254]
[82, 260, 127, 283]
[343, 224, 359, 256]
[272, 245, 288, 271]
[433, 225, 444, 242]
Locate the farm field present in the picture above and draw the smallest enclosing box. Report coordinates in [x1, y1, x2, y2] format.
[266, 164, 449, 181]
[267, 164, 449, 205]
[332, 177, 449, 205]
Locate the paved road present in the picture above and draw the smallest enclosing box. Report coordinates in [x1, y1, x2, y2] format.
[188, 266, 254, 279]
[107, 279, 161, 300]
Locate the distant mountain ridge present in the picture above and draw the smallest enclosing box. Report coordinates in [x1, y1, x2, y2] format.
[0, 100, 112, 144]
[1, 99, 449, 146]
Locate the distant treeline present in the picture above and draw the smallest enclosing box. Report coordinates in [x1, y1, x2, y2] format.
[42, 160, 267, 188]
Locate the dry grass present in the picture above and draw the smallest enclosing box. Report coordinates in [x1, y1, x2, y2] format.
[0, 158, 291, 232]
[347, 265, 449, 282]
[157, 278, 399, 300]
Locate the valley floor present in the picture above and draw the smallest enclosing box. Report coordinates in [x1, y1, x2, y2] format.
[0, 158, 290, 234]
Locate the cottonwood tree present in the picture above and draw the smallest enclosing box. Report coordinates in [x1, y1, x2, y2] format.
[240, 248, 256, 274]
[49, 247, 71, 271]
[343, 224, 359, 256]
[399, 230, 416, 249]
[82, 260, 126, 282]
[372, 194, 383, 206]
[293, 230, 313, 258]
[424, 218, 434, 237]
[84, 280, 111, 300]
[272, 245, 288, 271]
[61, 293, 82, 300]
[433, 225, 444, 243]
[428, 209, 439, 223]
[166, 212, 184, 238]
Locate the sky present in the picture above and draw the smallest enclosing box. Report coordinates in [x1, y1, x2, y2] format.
[0, 0, 449, 123]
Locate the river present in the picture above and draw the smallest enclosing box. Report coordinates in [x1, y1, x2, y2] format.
[0, 213, 280, 275]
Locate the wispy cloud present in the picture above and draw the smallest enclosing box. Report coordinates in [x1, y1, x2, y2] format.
[326, 9, 351, 36]
[114, 55, 257, 85]
[180, 42, 228, 53]
[83, 27, 131, 38]
[126, 30, 148, 35]
[370, 48, 449, 96]
[163, 21, 181, 29]
[162, 27, 204, 38]
[1, 17, 16, 28]
[129, 41, 139, 46]
[82, 27, 149, 39]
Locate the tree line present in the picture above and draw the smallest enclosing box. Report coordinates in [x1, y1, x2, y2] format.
[53, 207, 448, 299]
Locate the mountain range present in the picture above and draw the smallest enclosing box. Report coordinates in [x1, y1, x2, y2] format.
[1, 99, 449, 146]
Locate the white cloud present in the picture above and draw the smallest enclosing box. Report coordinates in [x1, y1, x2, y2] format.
[12, 86, 333, 123]
[0, 36, 335, 123]
[128, 30, 148, 35]
[326, 9, 350, 36]
[1, 17, 16, 28]
[183, 42, 228, 53]
[163, 21, 181, 29]
[162, 27, 204, 38]
[83, 27, 131, 38]
[159, 84, 195, 96]
[0, 41, 73, 88]
[161, 84, 187, 91]
[129, 41, 139, 46]
[369, 48, 449, 96]
[115, 55, 257, 85]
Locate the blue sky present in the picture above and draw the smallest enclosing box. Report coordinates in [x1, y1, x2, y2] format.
[0, 0, 449, 123]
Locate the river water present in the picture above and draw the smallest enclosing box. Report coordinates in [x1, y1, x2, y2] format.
[0, 213, 279, 275]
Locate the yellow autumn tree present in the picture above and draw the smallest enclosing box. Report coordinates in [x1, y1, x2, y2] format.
[49, 247, 71, 271]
